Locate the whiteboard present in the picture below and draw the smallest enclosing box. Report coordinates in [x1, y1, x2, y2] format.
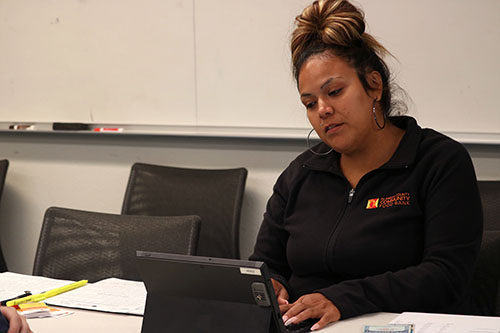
[0, 0, 197, 126]
[0, 0, 499, 142]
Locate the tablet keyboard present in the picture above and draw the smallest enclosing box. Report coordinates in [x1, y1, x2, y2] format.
[285, 318, 316, 333]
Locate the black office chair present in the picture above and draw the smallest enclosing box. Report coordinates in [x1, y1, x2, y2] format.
[462, 181, 500, 316]
[122, 163, 247, 259]
[0, 160, 9, 272]
[33, 206, 201, 282]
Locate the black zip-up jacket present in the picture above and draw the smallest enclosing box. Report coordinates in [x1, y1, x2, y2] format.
[250, 116, 483, 319]
[0, 312, 7, 333]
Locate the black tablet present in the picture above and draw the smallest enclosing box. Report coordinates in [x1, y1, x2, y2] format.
[136, 251, 314, 333]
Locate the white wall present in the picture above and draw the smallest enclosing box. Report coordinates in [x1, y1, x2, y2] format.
[0, 133, 499, 274]
[0, 133, 299, 273]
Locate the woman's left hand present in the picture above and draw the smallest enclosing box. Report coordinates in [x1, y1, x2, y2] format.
[280, 293, 341, 331]
[0, 306, 31, 333]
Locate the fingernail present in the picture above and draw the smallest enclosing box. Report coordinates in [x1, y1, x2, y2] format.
[282, 315, 288, 323]
[284, 317, 296, 326]
[310, 323, 320, 331]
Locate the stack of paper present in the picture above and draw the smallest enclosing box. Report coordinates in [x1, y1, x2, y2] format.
[0, 272, 146, 316]
[0, 272, 77, 301]
[16, 303, 72, 319]
[47, 278, 146, 315]
[390, 312, 500, 333]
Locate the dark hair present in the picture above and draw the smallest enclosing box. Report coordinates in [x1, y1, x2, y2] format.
[291, 0, 406, 117]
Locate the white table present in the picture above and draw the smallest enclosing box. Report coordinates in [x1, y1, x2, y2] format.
[28, 308, 143, 333]
[27, 308, 398, 333]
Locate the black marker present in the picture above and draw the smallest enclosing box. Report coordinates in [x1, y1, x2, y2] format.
[0, 291, 32, 306]
[52, 123, 90, 131]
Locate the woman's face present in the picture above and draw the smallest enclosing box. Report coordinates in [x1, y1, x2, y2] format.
[298, 52, 381, 155]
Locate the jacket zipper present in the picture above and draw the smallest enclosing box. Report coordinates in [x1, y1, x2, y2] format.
[348, 188, 355, 204]
[324, 185, 355, 270]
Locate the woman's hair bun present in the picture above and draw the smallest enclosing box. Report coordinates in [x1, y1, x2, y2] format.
[292, 0, 366, 68]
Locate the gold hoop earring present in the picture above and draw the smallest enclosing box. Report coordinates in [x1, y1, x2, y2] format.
[372, 99, 386, 129]
[307, 128, 333, 156]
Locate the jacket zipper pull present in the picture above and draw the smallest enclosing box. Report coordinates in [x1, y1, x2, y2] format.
[348, 188, 355, 204]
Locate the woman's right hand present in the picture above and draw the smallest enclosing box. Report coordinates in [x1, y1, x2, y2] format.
[271, 278, 289, 309]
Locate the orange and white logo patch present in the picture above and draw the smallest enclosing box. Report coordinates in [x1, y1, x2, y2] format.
[366, 198, 379, 209]
[366, 192, 411, 209]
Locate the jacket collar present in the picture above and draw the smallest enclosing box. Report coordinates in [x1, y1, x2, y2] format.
[303, 116, 421, 173]
[383, 116, 421, 168]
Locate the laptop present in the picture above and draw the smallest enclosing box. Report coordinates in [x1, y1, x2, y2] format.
[136, 251, 315, 333]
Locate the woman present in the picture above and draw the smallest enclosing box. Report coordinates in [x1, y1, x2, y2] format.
[250, 0, 483, 331]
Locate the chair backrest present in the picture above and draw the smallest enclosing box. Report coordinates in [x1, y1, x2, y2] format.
[0, 160, 8, 272]
[33, 206, 201, 282]
[478, 181, 500, 231]
[122, 163, 247, 259]
[462, 181, 500, 316]
[0, 160, 8, 204]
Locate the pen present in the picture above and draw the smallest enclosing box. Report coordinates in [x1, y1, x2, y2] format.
[6, 280, 88, 307]
[0, 291, 32, 306]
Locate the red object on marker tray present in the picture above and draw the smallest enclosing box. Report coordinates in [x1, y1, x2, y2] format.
[93, 128, 123, 132]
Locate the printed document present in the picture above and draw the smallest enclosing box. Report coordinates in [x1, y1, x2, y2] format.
[391, 312, 500, 333]
[0, 272, 146, 315]
[47, 278, 146, 315]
